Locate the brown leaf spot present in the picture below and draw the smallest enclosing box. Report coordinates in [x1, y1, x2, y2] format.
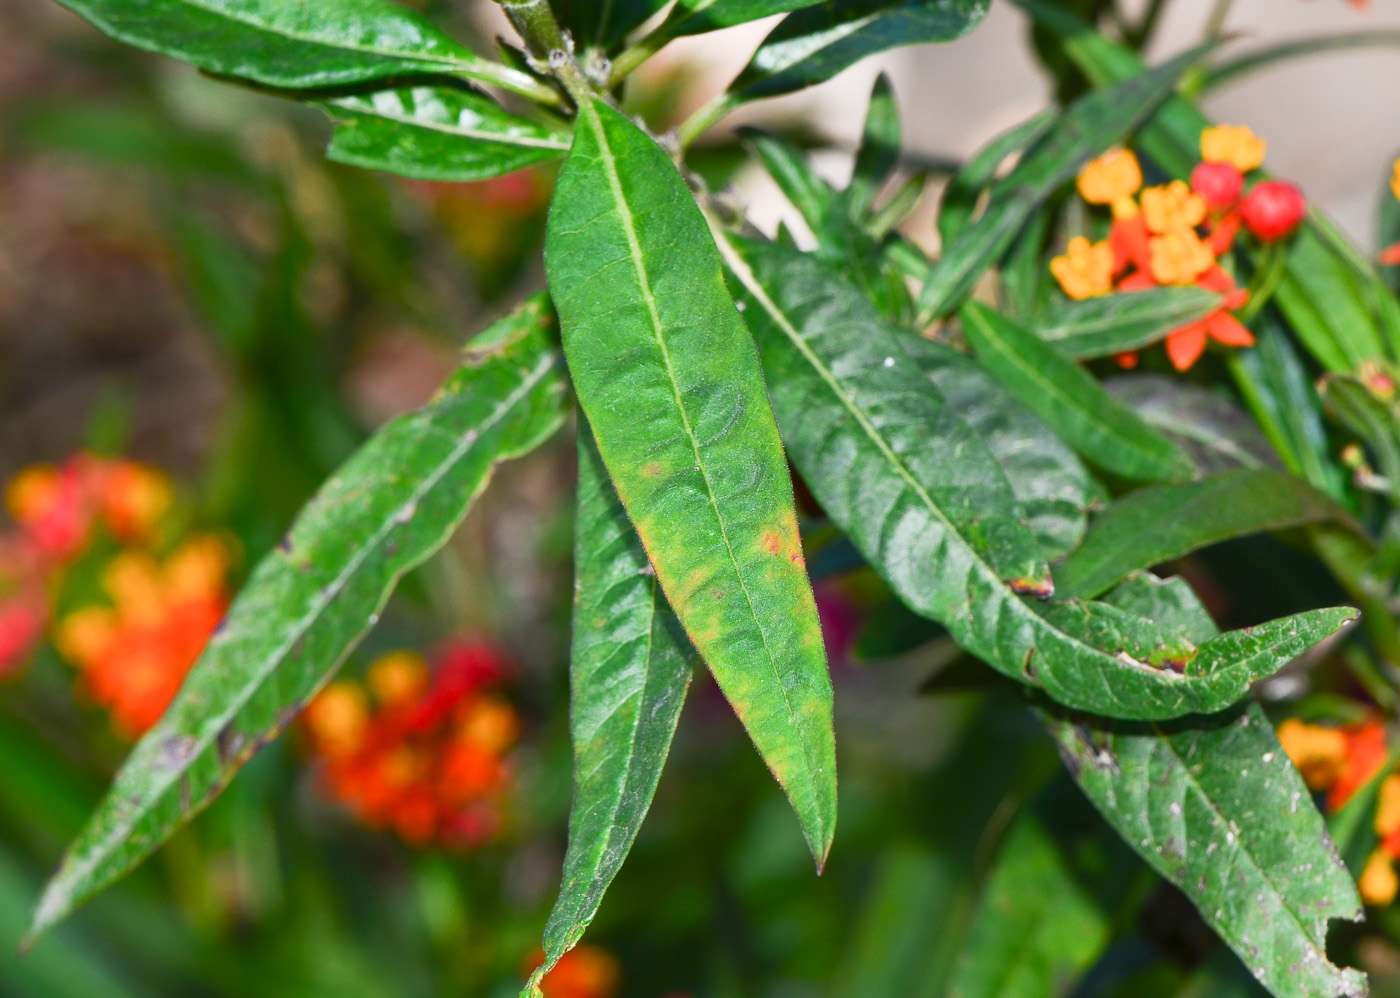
[640, 460, 664, 479]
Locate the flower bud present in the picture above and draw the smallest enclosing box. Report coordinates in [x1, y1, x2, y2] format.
[1190, 161, 1243, 210]
[1240, 181, 1305, 242]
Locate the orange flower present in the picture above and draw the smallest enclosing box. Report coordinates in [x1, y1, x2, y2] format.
[1147, 228, 1216, 286]
[303, 640, 518, 848]
[1361, 849, 1398, 906]
[1201, 124, 1266, 173]
[1076, 148, 1142, 218]
[1278, 718, 1349, 790]
[97, 461, 173, 541]
[1050, 237, 1114, 300]
[55, 535, 231, 737]
[1141, 181, 1207, 235]
[1329, 719, 1389, 811]
[1381, 159, 1400, 266]
[527, 946, 621, 998]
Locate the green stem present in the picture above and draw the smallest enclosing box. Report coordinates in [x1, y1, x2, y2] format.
[1201, 0, 1236, 41]
[678, 92, 737, 148]
[1236, 242, 1287, 325]
[609, 21, 674, 84]
[462, 60, 565, 108]
[1312, 523, 1400, 670]
[497, 0, 597, 107]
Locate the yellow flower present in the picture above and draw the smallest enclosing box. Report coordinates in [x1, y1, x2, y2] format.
[1148, 228, 1216, 286]
[1076, 148, 1142, 218]
[368, 650, 429, 706]
[1377, 775, 1400, 839]
[1392, 159, 1400, 202]
[1361, 849, 1399, 907]
[4, 465, 60, 525]
[305, 682, 370, 757]
[1141, 181, 1207, 235]
[1050, 237, 1114, 300]
[1277, 718, 1348, 790]
[1201, 124, 1265, 173]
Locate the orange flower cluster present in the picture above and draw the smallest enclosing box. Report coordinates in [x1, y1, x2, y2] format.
[302, 641, 519, 847]
[525, 946, 621, 998]
[0, 454, 175, 676]
[57, 537, 231, 737]
[1278, 716, 1400, 904]
[1052, 125, 1305, 371]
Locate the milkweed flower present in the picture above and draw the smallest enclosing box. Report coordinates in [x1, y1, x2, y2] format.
[1049, 237, 1114, 300]
[303, 640, 519, 848]
[525, 946, 621, 998]
[1141, 181, 1207, 235]
[1201, 124, 1266, 173]
[1076, 148, 1142, 218]
[55, 535, 231, 737]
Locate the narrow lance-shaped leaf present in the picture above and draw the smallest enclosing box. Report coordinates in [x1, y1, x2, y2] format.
[669, 0, 827, 37]
[847, 73, 900, 220]
[916, 46, 1209, 323]
[552, 0, 668, 47]
[1103, 375, 1277, 475]
[961, 302, 1195, 482]
[53, 0, 547, 97]
[901, 335, 1100, 561]
[718, 234, 1354, 720]
[1040, 575, 1366, 998]
[28, 296, 570, 941]
[937, 107, 1058, 247]
[946, 793, 1138, 998]
[320, 86, 570, 182]
[1057, 468, 1358, 600]
[523, 426, 694, 998]
[729, 0, 989, 102]
[1036, 286, 1222, 361]
[545, 98, 836, 864]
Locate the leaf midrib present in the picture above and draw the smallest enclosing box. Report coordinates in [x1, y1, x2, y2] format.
[84, 0, 483, 71]
[330, 98, 571, 150]
[40, 345, 559, 917]
[580, 102, 828, 843]
[1151, 720, 1338, 975]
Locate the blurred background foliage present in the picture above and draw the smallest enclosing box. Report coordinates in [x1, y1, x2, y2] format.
[4, 1, 1400, 996]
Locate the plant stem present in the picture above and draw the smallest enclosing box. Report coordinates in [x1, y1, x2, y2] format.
[463, 60, 565, 108]
[497, 0, 597, 107]
[1236, 242, 1287, 325]
[1201, 0, 1236, 41]
[678, 92, 737, 148]
[609, 23, 673, 85]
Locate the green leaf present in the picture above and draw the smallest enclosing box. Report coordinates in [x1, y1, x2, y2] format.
[847, 73, 900, 219]
[320, 85, 569, 182]
[1036, 287, 1222, 361]
[544, 99, 836, 865]
[53, 0, 549, 98]
[27, 297, 570, 940]
[1056, 468, 1357, 600]
[960, 302, 1195, 482]
[669, 0, 826, 37]
[946, 795, 1137, 998]
[729, 0, 989, 102]
[916, 46, 1206, 323]
[719, 234, 1353, 720]
[1042, 586, 1366, 998]
[554, 0, 668, 47]
[902, 335, 1100, 560]
[1103, 375, 1277, 474]
[1203, 30, 1400, 93]
[937, 107, 1057, 247]
[523, 426, 694, 997]
[741, 129, 840, 238]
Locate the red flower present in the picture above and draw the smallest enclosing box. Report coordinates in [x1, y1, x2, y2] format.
[1241, 181, 1306, 242]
